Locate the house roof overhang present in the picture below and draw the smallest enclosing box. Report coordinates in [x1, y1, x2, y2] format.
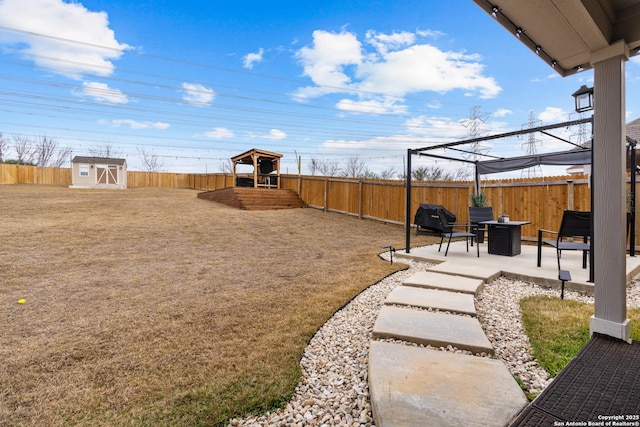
[472, 0, 640, 77]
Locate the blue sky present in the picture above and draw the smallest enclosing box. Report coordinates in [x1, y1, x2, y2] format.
[1, 0, 639, 176]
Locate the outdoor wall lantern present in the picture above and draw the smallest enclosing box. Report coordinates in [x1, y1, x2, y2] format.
[572, 85, 594, 113]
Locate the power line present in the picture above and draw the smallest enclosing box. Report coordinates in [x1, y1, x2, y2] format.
[0, 23, 490, 173]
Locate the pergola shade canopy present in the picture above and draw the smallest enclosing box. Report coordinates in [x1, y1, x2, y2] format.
[412, 118, 594, 177]
[476, 149, 591, 175]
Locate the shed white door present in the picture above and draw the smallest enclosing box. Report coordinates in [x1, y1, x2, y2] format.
[96, 165, 119, 184]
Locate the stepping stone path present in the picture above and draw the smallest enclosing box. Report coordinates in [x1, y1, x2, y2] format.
[369, 270, 528, 426]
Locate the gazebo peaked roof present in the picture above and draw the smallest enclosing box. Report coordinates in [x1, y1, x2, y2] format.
[231, 148, 283, 165]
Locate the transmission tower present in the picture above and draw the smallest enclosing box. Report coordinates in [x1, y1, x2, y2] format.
[461, 105, 490, 178]
[574, 112, 589, 147]
[520, 110, 543, 178]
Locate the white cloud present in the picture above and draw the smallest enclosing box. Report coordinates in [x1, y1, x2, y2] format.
[243, 48, 264, 69]
[404, 116, 468, 137]
[0, 0, 129, 79]
[293, 29, 501, 105]
[336, 97, 407, 115]
[99, 119, 169, 129]
[204, 127, 234, 139]
[538, 107, 568, 123]
[357, 45, 500, 98]
[182, 82, 215, 106]
[262, 129, 287, 140]
[365, 30, 415, 55]
[294, 30, 363, 99]
[494, 108, 513, 118]
[81, 81, 128, 104]
[416, 29, 446, 38]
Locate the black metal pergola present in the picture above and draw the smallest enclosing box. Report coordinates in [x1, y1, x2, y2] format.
[404, 116, 638, 272]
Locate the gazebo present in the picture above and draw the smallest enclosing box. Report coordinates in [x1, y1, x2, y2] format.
[231, 148, 282, 189]
[197, 148, 304, 210]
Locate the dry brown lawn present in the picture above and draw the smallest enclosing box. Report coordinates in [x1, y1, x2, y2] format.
[0, 185, 436, 426]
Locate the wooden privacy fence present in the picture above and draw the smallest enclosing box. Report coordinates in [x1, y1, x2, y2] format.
[0, 164, 73, 185]
[2, 164, 637, 246]
[127, 171, 191, 188]
[192, 173, 640, 247]
[189, 173, 593, 237]
[0, 164, 192, 188]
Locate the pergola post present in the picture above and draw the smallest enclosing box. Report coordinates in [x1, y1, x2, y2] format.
[405, 149, 413, 253]
[589, 41, 631, 342]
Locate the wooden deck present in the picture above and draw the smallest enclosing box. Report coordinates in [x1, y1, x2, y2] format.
[197, 187, 305, 210]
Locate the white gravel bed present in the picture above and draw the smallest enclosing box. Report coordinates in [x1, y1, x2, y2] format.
[230, 257, 640, 427]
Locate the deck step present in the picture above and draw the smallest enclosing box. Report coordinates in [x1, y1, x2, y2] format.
[198, 187, 305, 210]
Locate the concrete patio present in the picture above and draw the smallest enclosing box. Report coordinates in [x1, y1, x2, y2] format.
[396, 242, 640, 295]
[368, 243, 640, 426]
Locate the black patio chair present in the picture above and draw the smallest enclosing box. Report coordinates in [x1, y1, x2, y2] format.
[469, 206, 494, 245]
[437, 208, 479, 257]
[537, 210, 590, 270]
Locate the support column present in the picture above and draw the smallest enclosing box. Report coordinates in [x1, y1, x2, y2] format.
[590, 40, 631, 342]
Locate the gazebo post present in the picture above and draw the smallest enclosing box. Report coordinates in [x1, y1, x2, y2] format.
[252, 152, 258, 188]
[232, 160, 237, 187]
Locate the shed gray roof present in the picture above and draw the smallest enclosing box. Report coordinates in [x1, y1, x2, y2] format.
[72, 156, 126, 165]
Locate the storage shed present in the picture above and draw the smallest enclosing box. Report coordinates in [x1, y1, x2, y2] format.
[70, 156, 127, 189]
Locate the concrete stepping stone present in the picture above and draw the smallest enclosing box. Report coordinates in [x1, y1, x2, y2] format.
[369, 341, 528, 427]
[372, 305, 493, 354]
[402, 271, 484, 294]
[385, 286, 476, 316]
[428, 261, 502, 283]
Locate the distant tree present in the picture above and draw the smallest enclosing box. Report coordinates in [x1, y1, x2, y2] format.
[89, 144, 123, 158]
[308, 156, 320, 176]
[50, 147, 72, 168]
[0, 132, 7, 162]
[412, 165, 457, 181]
[138, 148, 164, 172]
[411, 166, 428, 181]
[33, 136, 71, 167]
[219, 159, 234, 173]
[379, 167, 398, 180]
[452, 167, 471, 181]
[343, 156, 367, 178]
[12, 135, 36, 165]
[362, 169, 379, 179]
[316, 158, 341, 177]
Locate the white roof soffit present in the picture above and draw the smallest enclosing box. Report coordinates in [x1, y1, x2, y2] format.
[472, 0, 640, 77]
